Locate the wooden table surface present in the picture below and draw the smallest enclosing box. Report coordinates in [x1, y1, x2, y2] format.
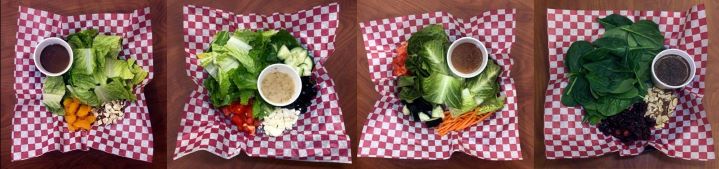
[0, 0, 167, 169]
[165, 0, 358, 169]
[356, 0, 535, 169]
[534, 0, 719, 168]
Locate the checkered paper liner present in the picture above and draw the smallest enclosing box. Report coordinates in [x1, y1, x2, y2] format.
[543, 4, 715, 160]
[173, 3, 351, 163]
[358, 9, 521, 160]
[11, 7, 155, 162]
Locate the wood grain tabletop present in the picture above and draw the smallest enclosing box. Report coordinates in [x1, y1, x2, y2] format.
[165, 0, 357, 169]
[0, 0, 167, 169]
[534, 0, 719, 168]
[356, 0, 535, 169]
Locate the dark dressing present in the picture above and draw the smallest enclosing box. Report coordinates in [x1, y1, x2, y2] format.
[39, 44, 70, 73]
[451, 43, 483, 74]
[654, 54, 691, 86]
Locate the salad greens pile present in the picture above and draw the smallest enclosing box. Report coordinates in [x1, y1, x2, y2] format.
[398, 24, 505, 119]
[198, 29, 313, 119]
[561, 14, 664, 124]
[42, 29, 148, 115]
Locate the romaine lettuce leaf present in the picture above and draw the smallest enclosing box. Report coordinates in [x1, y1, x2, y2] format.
[418, 40, 449, 75]
[421, 73, 462, 108]
[104, 58, 134, 79]
[466, 60, 501, 104]
[94, 79, 135, 103]
[449, 88, 479, 117]
[130, 62, 148, 85]
[72, 48, 96, 75]
[67, 85, 100, 106]
[42, 76, 66, 115]
[93, 34, 122, 68]
[406, 24, 450, 78]
[66, 29, 98, 48]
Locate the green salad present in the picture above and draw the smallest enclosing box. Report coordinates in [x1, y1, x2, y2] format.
[42, 29, 148, 116]
[196, 29, 317, 136]
[561, 14, 664, 124]
[395, 24, 505, 133]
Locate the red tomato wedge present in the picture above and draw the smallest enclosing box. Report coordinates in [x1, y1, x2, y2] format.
[392, 41, 409, 76]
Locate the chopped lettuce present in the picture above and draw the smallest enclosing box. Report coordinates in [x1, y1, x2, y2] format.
[42, 76, 66, 115]
[252, 98, 274, 120]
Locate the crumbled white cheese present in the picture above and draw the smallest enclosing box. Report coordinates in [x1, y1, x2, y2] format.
[261, 108, 300, 137]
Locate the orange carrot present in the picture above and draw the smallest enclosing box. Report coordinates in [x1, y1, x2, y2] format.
[436, 111, 496, 136]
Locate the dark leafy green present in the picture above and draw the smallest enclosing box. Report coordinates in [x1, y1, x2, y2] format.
[405, 24, 449, 77]
[598, 14, 634, 30]
[561, 14, 663, 124]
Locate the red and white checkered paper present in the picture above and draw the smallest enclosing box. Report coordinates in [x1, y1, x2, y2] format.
[173, 3, 351, 163]
[544, 4, 715, 160]
[12, 7, 155, 162]
[358, 9, 521, 160]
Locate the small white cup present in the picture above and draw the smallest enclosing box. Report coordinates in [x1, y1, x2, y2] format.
[651, 49, 696, 89]
[447, 37, 489, 78]
[257, 64, 303, 106]
[33, 37, 73, 76]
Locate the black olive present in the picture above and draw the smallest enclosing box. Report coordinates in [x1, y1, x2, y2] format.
[282, 76, 318, 113]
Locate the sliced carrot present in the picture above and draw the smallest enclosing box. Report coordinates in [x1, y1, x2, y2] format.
[436, 110, 495, 136]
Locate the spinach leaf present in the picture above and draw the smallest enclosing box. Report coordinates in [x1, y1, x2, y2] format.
[560, 14, 665, 125]
[561, 76, 579, 106]
[593, 37, 628, 56]
[565, 41, 593, 74]
[598, 14, 633, 30]
[622, 20, 664, 50]
[594, 96, 635, 117]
